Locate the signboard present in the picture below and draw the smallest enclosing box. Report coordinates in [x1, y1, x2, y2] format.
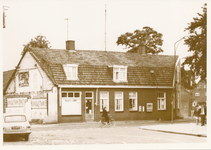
[146, 103, 153, 112]
[31, 99, 47, 109]
[139, 106, 145, 112]
[7, 98, 27, 107]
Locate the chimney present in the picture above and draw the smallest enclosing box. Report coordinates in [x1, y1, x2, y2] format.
[66, 40, 75, 50]
[138, 45, 146, 55]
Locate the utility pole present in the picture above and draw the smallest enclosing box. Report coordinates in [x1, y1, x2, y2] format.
[105, 4, 106, 51]
[3, 6, 9, 28]
[65, 18, 69, 40]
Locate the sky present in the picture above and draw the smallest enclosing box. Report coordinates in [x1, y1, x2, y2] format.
[1, 0, 208, 71]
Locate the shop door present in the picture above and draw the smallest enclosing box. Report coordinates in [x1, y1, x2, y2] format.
[85, 92, 94, 121]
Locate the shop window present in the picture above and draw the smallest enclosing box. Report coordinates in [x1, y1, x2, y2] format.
[157, 92, 166, 110]
[100, 91, 109, 112]
[129, 92, 137, 111]
[61, 92, 81, 115]
[115, 91, 124, 111]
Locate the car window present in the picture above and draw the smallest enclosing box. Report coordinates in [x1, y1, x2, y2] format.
[4, 115, 26, 123]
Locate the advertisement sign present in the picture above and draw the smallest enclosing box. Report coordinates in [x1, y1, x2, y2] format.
[31, 99, 47, 109]
[146, 103, 153, 112]
[7, 98, 27, 107]
[19, 72, 29, 87]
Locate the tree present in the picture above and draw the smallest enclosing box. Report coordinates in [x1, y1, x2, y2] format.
[22, 35, 51, 54]
[116, 26, 163, 54]
[182, 3, 207, 81]
[181, 66, 196, 90]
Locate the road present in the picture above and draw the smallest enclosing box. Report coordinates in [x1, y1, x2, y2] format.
[3, 121, 206, 145]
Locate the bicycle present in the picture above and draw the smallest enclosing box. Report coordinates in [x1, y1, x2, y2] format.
[100, 115, 115, 127]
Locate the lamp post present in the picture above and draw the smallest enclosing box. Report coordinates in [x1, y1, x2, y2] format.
[172, 36, 188, 124]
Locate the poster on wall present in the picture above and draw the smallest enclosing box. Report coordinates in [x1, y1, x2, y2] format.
[146, 103, 153, 112]
[31, 99, 47, 109]
[19, 72, 29, 87]
[31, 109, 47, 119]
[7, 98, 27, 107]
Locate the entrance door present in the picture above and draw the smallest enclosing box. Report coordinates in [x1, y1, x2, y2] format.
[85, 92, 94, 121]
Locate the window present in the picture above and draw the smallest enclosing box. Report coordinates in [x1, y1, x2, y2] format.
[100, 92, 109, 112]
[195, 93, 200, 96]
[115, 91, 124, 111]
[63, 64, 78, 80]
[113, 66, 127, 82]
[157, 92, 166, 110]
[129, 92, 137, 111]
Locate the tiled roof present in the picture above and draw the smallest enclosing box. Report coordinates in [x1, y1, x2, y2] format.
[29, 48, 176, 86]
[3, 69, 15, 93]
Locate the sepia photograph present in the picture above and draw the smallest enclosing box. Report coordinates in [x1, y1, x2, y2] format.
[1, 0, 209, 149]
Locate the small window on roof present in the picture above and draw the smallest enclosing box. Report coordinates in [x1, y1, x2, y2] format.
[63, 64, 78, 80]
[113, 65, 127, 82]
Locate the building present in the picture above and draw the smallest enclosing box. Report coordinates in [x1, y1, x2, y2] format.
[180, 86, 192, 117]
[3, 41, 181, 123]
[189, 80, 207, 116]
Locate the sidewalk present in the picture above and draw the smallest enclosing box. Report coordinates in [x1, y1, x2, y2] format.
[139, 123, 207, 137]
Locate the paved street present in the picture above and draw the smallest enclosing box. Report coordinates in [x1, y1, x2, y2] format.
[3, 121, 207, 145]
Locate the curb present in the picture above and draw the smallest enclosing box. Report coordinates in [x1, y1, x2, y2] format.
[139, 127, 207, 138]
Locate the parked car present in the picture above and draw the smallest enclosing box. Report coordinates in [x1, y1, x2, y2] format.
[3, 113, 31, 141]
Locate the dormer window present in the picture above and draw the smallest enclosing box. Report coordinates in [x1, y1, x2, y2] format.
[113, 65, 127, 82]
[63, 64, 78, 80]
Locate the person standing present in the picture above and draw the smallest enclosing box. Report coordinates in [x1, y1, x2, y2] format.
[193, 105, 200, 125]
[200, 104, 206, 126]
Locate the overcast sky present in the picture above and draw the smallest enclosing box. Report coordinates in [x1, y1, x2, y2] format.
[1, 0, 207, 71]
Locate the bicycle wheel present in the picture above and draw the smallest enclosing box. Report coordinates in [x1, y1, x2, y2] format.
[109, 118, 115, 127]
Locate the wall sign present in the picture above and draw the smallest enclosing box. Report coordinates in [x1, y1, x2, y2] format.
[139, 106, 145, 112]
[19, 72, 29, 87]
[7, 98, 27, 107]
[146, 103, 153, 112]
[31, 99, 47, 109]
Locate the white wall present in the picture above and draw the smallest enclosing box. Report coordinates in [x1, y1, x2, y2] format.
[45, 87, 58, 123]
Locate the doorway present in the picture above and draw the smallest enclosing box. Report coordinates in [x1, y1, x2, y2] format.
[85, 92, 94, 121]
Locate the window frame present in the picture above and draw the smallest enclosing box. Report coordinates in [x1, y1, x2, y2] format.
[100, 91, 109, 112]
[63, 64, 78, 80]
[129, 91, 138, 111]
[113, 65, 127, 82]
[114, 91, 124, 112]
[157, 92, 166, 110]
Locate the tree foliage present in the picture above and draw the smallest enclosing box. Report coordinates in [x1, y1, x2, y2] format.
[116, 26, 163, 54]
[181, 66, 196, 90]
[22, 35, 51, 54]
[182, 3, 207, 81]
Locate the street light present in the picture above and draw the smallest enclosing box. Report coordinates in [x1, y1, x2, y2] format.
[172, 36, 188, 124]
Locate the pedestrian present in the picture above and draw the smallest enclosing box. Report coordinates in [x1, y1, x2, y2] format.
[200, 104, 206, 126]
[193, 105, 200, 125]
[102, 107, 109, 124]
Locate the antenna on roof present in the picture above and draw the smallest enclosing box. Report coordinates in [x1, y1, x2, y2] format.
[105, 4, 107, 51]
[65, 18, 69, 40]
